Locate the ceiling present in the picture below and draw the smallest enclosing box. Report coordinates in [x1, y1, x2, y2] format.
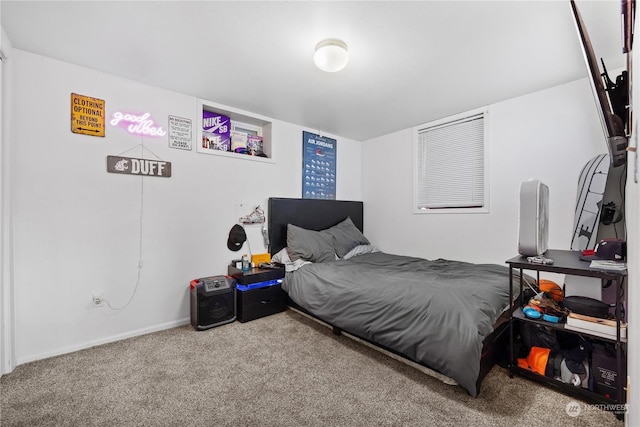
[0, 1, 627, 141]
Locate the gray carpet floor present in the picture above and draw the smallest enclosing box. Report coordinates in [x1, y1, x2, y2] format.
[0, 309, 624, 426]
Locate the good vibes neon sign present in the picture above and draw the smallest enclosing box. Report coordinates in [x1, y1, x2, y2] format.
[110, 112, 167, 137]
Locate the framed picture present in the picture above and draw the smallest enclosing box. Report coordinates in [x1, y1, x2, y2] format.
[302, 131, 336, 200]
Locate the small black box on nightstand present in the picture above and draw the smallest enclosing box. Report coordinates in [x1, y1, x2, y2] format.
[227, 264, 285, 285]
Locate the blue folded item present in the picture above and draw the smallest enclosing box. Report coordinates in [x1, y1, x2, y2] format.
[523, 307, 542, 319]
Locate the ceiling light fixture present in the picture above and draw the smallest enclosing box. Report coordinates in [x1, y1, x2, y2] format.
[313, 38, 349, 72]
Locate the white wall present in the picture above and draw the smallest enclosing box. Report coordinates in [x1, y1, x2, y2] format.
[1, 25, 16, 376]
[7, 49, 362, 364]
[362, 78, 606, 266]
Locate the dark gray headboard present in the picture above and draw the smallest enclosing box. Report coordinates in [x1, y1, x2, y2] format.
[268, 198, 364, 255]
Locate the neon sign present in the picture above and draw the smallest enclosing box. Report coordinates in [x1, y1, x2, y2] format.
[110, 111, 167, 137]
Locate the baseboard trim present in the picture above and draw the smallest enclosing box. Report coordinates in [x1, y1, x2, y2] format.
[16, 318, 191, 366]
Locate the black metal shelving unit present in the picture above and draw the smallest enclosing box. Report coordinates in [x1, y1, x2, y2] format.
[506, 249, 627, 419]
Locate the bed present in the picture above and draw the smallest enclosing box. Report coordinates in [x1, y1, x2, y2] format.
[267, 197, 519, 396]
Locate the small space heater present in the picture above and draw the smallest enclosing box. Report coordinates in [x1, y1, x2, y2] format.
[518, 179, 549, 256]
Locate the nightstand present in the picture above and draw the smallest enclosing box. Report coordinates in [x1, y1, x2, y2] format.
[227, 265, 286, 323]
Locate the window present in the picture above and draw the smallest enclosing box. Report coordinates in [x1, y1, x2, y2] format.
[413, 107, 489, 213]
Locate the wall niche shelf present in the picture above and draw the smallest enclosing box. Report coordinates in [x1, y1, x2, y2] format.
[197, 98, 275, 164]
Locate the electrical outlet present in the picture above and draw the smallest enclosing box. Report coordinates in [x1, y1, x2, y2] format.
[92, 294, 105, 308]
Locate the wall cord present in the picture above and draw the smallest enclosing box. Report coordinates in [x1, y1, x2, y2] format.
[103, 139, 149, 311]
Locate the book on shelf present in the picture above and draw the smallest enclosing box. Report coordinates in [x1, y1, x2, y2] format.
[565, 312, 627, 340]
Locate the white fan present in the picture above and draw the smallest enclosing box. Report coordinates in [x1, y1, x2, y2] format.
[518, 179, 549, 256]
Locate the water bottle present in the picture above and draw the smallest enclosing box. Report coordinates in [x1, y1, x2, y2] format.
[241, 254, 250, 271]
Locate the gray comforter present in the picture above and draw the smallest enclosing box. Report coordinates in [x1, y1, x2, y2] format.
[282, 252, 515, 396]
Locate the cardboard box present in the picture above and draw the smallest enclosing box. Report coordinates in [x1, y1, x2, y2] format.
[202, 131, 230, 151]
[565, 313, 627, 340]
[251, 253, 271, 265]
[202, 111, 230, 151]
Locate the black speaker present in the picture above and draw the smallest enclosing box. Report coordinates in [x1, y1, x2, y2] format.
[190, 275, 236, 330]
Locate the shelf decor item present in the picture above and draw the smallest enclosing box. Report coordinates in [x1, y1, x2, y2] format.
[201, 111, 231, 152]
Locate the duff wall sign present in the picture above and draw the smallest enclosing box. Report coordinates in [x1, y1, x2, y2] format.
[107, 155, 172, 177]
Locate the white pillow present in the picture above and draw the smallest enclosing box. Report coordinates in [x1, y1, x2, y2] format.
[342, 244, 379, 260]
[272, 247, 312, 272]
[271, 247, 292, 264]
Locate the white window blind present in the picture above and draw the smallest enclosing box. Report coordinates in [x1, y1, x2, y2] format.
[416, 112, 486, 210]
